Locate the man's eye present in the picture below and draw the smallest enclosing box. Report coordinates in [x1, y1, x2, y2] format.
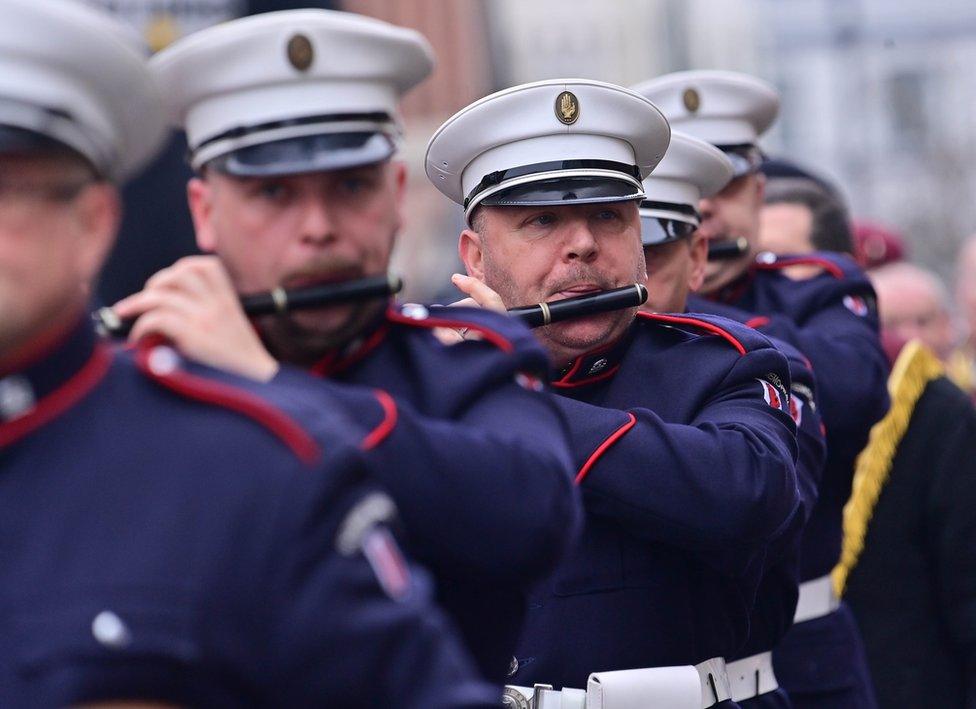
[530, 214, 556, 227]
[338, 173, 379, 195]
[258, 182, 288, 200]
[595, 209, 619, 221]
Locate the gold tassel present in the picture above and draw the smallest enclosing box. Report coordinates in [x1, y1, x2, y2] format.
[832, 340, 944, 597]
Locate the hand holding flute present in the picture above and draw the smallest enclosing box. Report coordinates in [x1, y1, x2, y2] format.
[102, 256, 400, 382]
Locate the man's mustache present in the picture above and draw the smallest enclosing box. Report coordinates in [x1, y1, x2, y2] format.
[545, 269, 617, 297]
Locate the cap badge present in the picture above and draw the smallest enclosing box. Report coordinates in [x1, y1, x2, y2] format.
[287, 33, 314, 72]
[555, 91, 580, 125]
[682, 87, 701, 113]
[144, 13, 180, 53]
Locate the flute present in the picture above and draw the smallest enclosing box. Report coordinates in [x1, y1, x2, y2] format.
[707, 237, 750, 261]
[94, 273, 403, 337]
[508, 283, 648, 328]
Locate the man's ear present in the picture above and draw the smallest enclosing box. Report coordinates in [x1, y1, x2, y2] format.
[687, 232, 708, 293]
[74, 182, 121, 284]
[389, 160, 408, 236]
[187, 176, 216, 252]
[458, 228, 486, 280]
[753, 172, 766, 205]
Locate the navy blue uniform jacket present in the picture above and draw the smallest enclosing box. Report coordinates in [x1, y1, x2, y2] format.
[0, 320, 500, 708]
[688, 298, 827, 668]
[270, 303, 580, 683]
[512, 311, 800, 689]
[706, 252, 889, 580]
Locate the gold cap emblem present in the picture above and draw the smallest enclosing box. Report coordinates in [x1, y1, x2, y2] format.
[682, 87, 700, 113]
[555, 91, 580, 125]
[287, 34, 314, 71]
[144, 13, 181, 53]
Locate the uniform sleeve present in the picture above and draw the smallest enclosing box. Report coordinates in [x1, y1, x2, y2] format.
[273, 362, 581, 586]
[779, 343, 827, 523]
[755, 278, 889, 463]
[924, 383, 976, 702]
[555, 344, 800, 573]
[265, 446, 502, 708]
[369, 386, 580, 584]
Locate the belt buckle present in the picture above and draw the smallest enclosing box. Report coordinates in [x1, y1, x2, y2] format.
[502, 683, 554, 709]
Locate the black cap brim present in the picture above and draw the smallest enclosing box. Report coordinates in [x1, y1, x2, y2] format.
[208, 132, 396, 177]
[480, 175, 643, 209]
[640, 214, 698, 246]
[717, 144, 764, 179]
[0, 124, 77, 156]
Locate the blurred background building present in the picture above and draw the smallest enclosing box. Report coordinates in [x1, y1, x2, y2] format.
[90, 0, 976, 302]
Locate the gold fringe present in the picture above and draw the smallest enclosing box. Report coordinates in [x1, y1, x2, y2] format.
[832, 341, 944, 597]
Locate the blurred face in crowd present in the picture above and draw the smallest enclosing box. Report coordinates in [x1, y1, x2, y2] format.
[0, 152, 117, 360]
[870, 262, 957, 360]
[641, 230, 708, 313]
[759, 202, 814, 256]
[188, 160, 406, 357]
[460, 200, 646, 365]
[955, 236, 976, 345]
[696, 172, 765, 293]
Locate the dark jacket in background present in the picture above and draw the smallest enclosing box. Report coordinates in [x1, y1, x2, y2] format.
[839, 342, 976, 708]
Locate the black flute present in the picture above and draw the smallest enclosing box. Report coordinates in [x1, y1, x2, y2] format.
[93, 273, 403, 337]
[707, 236, 750, 261]
[508, 283, 648, 328]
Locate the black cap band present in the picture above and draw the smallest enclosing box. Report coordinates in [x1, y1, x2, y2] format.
[464, 159, 642, 209]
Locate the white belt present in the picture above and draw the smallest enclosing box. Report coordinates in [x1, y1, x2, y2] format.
[793, 574, 840, 624]
[504, 657, 731, 709]
[503, 684, 585, 709]
[726, 651, 779, 702]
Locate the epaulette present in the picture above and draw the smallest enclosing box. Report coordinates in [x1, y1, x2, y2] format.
[637, 311, 779, 356]
[752, 250, 862, 280]
[832, 341, 944, 596]
[134, 340, 320, 465]
[386, 303, 519, 353]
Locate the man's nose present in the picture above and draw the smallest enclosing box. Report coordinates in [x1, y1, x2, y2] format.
[696, 198, 719, 238]
[299, 194, 337, 245]
[564, 222, 599, 262]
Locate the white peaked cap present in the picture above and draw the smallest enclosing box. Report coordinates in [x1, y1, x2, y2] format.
[632, 70, 779, 148]
[425, 79, 671, 224]
[0, 0, 166, 181]
[642, 131, 734, 214]
[151, 9, 434, 173]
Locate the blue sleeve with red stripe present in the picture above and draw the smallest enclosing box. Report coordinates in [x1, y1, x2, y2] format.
[552, 345, 799, 573]
[271, 360, 580, 587]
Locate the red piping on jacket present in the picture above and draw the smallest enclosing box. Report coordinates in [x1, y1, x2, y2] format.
[136, 346, 321, 466]
[386, 308, 514, 353]
[575, 412, 637, 484]
[0, 345, 113, 449]
[637, 311, 746, 355]
[551, 365, 621, 389]
[361, 389, 398, 451]
[754, 256, 844, 279]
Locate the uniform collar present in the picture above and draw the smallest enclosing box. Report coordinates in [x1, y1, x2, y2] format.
[706, 268, 755, 305]
[551, 322, 635, 389]
[0, 315, 113, 448]
[309, 308, 392, 378]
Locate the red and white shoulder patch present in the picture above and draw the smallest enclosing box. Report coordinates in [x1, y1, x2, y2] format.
[335, 491, 412, 601]
[757, 374, 790, 416]
[515, 371, 545, 392]
[842, 294, 870, 317]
